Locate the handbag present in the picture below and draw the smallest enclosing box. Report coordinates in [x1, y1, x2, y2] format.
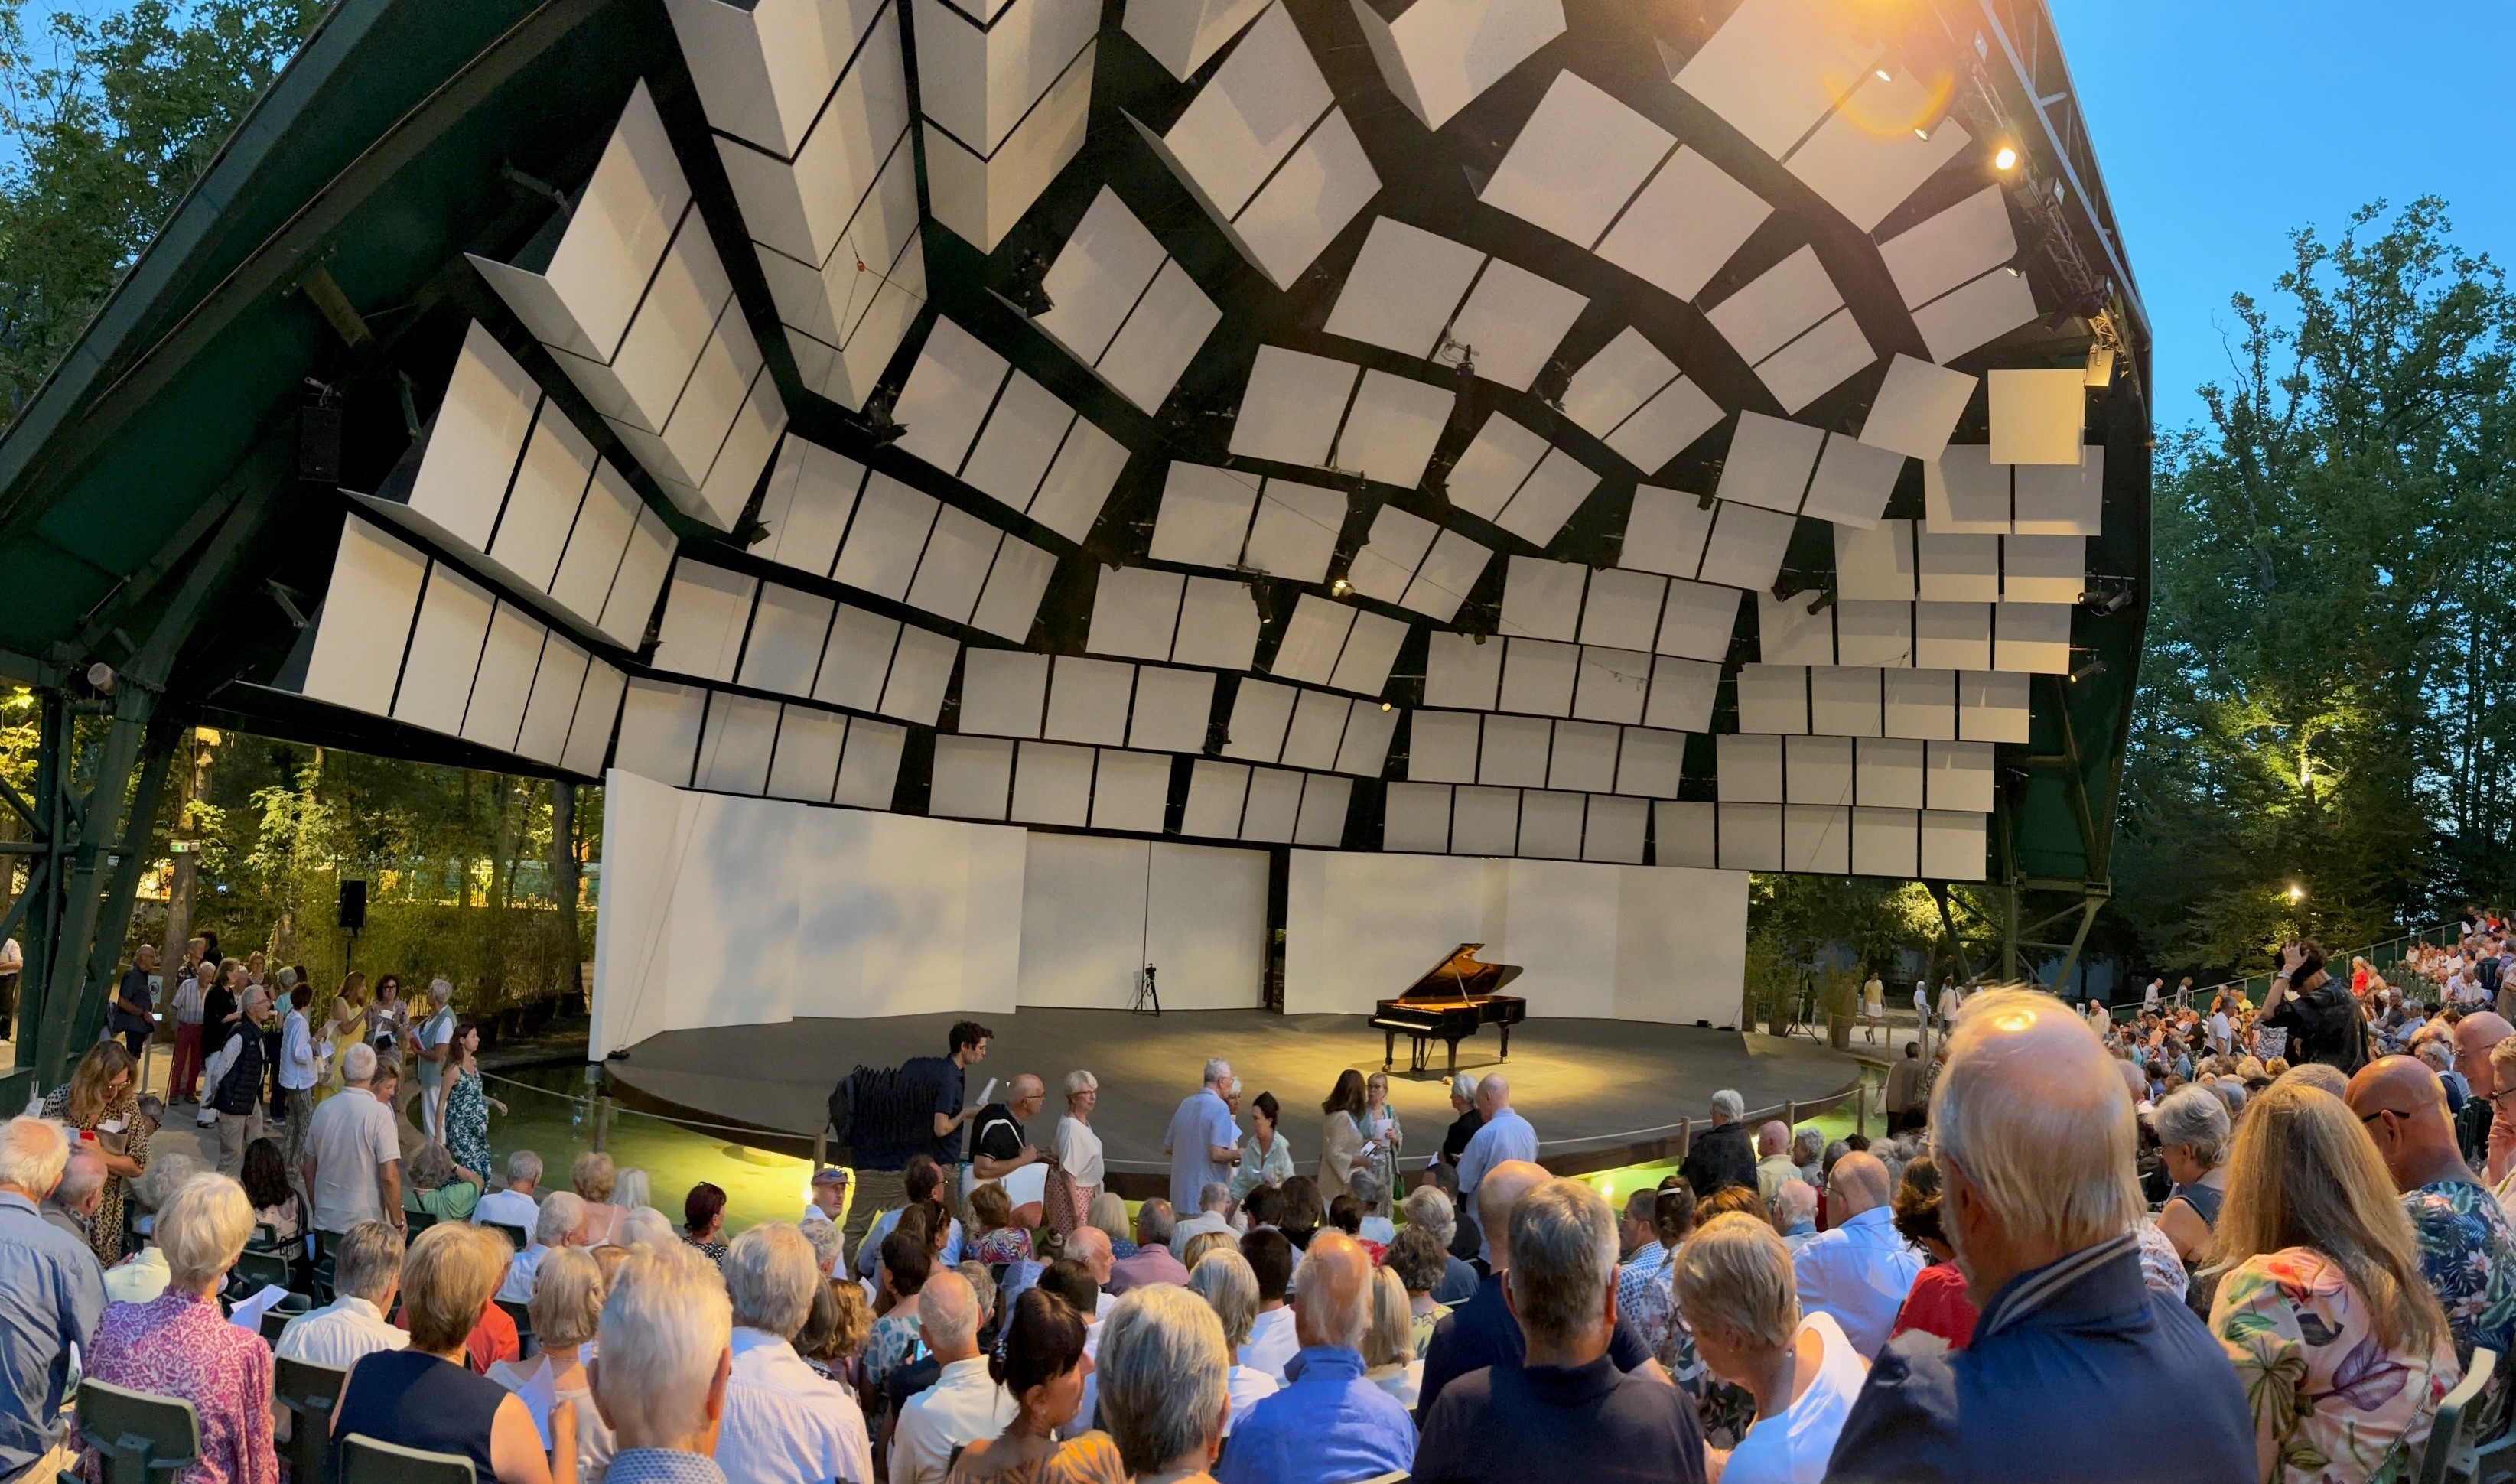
[1041, 1161, 1084, 1238]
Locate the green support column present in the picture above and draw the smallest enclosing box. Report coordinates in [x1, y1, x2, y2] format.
[70, 718, 179, 1054]
[30, 682, 159, 1085]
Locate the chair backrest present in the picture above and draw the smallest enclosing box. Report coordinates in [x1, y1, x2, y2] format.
[2416, 1345, 2497, 1484]
[340, 1434, 478, 1484]
[404, 1209, 438, 1238]
[494, 1299, 532, 1344]
[230, 1249, 293, 1293]
[275, 1358, 350, 1484]
[485, 1222, 528, 1254]
[76, 1379, 201, 1484]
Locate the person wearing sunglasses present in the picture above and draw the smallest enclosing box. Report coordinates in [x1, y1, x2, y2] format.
[2345, 1054, 2516, 1371]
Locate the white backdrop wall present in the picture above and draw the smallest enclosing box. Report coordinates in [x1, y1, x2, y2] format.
[1283, 851, 1748, 1024]
[1016, 835, 1269, 1008]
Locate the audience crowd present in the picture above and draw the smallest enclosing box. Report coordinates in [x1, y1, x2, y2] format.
[15, 925, 2516, 1483]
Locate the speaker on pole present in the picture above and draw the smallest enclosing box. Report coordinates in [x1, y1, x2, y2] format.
[337, 880, 367, 932]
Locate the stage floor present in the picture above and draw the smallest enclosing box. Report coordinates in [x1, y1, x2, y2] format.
[604, 1010, 1863, 1189]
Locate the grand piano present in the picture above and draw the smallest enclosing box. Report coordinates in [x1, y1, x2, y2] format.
[1371, 943, 1526, 1079]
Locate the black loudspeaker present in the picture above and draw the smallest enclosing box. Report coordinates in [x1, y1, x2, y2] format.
[337, 880, 366, 932]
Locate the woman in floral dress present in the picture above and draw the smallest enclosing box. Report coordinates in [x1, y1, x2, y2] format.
[2208, 1080, 2457, 1483]
[43, 1041, 149, 1265]
[441, 1020, 506, 1182]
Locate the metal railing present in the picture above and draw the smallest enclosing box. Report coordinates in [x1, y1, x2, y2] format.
[2085, 919, 2469, 1014]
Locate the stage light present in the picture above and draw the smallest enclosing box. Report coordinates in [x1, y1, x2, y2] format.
[1330, 577, 1351, 597]
[1874, 68, 1893, 82]
[1380, 701, 1393, 711]
[1994, 144, 2020, 172]
[2287, 884, 2306, 904]
[2070, 657, 2107, 683]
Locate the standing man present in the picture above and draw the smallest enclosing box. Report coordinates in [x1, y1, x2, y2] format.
[969, 1074, 1049, 1184]
[1164, 1059, 1242, 1215]
[1912, 979, 1932, 1036]
[1860, 971, 1885, 1044]
[167, 945, 207, 1106]
[0, 1118, 105, 1483]
[303, 1043, 405, 1238]
[201, 984, 273, 1174]
[2143, 977, 2162, 1014]
[1881, 1043, 1926, 1138]
[410, 978, 458, 1143]
[107, 944, 156, 1063]
[1218, 1233, 1416, 1484]
[1676, 1090, 1753, 1199]
[929, 1021, 992, 1185]
[276, 979, 319, 1169]
[0, 933, 20, 1036]
[1453, 1075, 1536, 1260]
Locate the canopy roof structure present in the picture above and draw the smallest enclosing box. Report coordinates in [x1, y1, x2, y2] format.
[0, 0, 2150, 1086]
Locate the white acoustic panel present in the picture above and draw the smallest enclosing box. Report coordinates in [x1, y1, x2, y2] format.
[1920, 809, 1987, 880]
[1644, 656, 1720, 732]
[1092, 749, 1175, 832]
[1498, 637, 1577, 716]
[1570, 646, 1650, 725]
[1618, 486, 1710, 580]
[1672, 0, 1878, 159]
[1382, 780, 1452, 853]
[1733, 663, 1807, 734]
[1786, 72, 1971, 232]
[1347, 505, 1439, 604]
[304, 518, 431, 718]
[1850, 806, 1919, 878]
[1183, 758, 1254, 838]
[1407, 710, 1479, 784]
[1085, 566, 1183, 661]
[1913, 602, 1992, 671]
[815, 605, 898, 709]
[1130, 666, 1218, 753]
[1917, 532, 2000, 603]
[1421, 631, 1501, 711]
[1925, 446, 2011, 533]
[924, 37, 1096, 253]
[1717, 734, 1782, 803]
[891, 321, 1128, 541]
[615, 679, 708, 786]
[1782, 803, 1850, 874]
[1349, 0, 1564, 131]
[1141, 2, 1380, 288]
[410, 323, 542, 551]
[1324, 218, 1585, 392]
[972, 541, 1059, 643]
[883, 626, 962, 723]
[1836, 602, 1913, 667]
[1705, 248, 1874, 412]
[695, 692, 782, 796]
[1785, 734, 1854, 806]
[1913, 268, 2039, 365]
[2013, 447, 2104, 535]
[1338, 370, 1453, 487]
[1808, 666, 1883, 737]
[958, 649, 1050, 737]
[1717, 802, 1782, 871]
[1881, 186, 2016, 311]
[1044, 655, 1134, 745]
[1479, 71, 1673, 250]
[1231, 346, 1356, 469]
[1886, 668, 1958, 740]
[1717, 412, 1825, 514]
[563, 664, 630, 776]
[652, 564, 759, 684]
[1655, 799, 1717, 870]
[1862, 356, 1978, 463]
[1988, 369, 2087, 465]
[1011, 740, 1096, 826]
[1124, 0, 1271, 79]
[765, 705, 848, 804]
[1597, 146, 1772, 304]
[460, 602, 546, 753]
[2002, 535, 2088, 603]
[932, 735, 1017, 819]
[739, 584, 836, 695]
[1030, 187, 1222, 413]
[1616, 724, 1686, 799]
[1925, 739, 1996, 813]
[1446, 258, 1589, 392]
[1518, 789, 1584, 859]
[1801, 434, 1904, 528]
[1756, 591, 1832, 666]
[1958, 669, 2032, 744]
[1583, 794, 1648, 863]
[1405, 529, 1493, 623]
[1561, 329, 1723, 474]
[1855, 736, 1927, 810]
[1174, 578, 1265, 671]
[517, 637, 592, 766]
[1994, 602, 2073, 673]
[1499, 556, 1586, 641]
[1836, 520, 1918, 601]
[1697, 501, 1796, 593]
[1269, 597, 1407, 695]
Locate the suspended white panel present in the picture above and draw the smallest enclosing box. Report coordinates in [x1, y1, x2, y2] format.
[1479, 713, 1551, 786]
[1785, 734, 1853, 805]
[1656, 580, 1739, 662]
[1245, 480, 1346, 582]
[1925, 739, 1995, 813]
[1173, 578, 1263, 671]
[304, 518, 429, 718]
[1281, 688, 1352, 771]
[1583, 794, 1648, 863]
[601, 503, 679, 652]
[737, 584, 836, 696]
[1445, 417, 1541, 526]
[1596, 146, 1771, 304]
[1382, 779, 1451, 853]
[913, 0, 1101, 166]
[882, 626, 962, 723]
[1993, 602, 2072, 673]
[562, 663, 630, 776]
[1123, 0, 1271, 80]
[1836, 601, 1914, 667]
[1885, 667, 1957, 740]
[1477, 70, 1673, 249]
[1348, 0, 1565, 131]
[1240, 766, 1304, 841]
[1326, 609, 1408, 695]
[1092, 748, 1174, 832]
[1850, 806, 1919, 878]
[1101, 261, 1225, 414]
[893, 317, 1010, 476]
[1493, 448, 1599, 547]
[766, 705, 848, 803]
[666, 0, 898, 168]
[412, 324, 543, 552]
[1230, 347, 1356, 468]
[1671, 0, 1877, 158]
[1603, 376, 1723, 474]
[1408, 710, 1479, 784]
[1323, 216, 1483, 360]
[1801, 432, 1903, 528]
[1580, 568, 1665, 652]
[1655, 799, 1718, 869]
[1645, 655, 1720, 731]
[1835, 519, 1917, 601]
[1786, 73, 1971, 231]
[1619, 487, 1712, 579]
[1913, 268, 2039, 364]
[1499, 556, 1586, 641]
[961, 373, 1072, 515]
[1561, 327, 1678, 440]
[394, 564, 497, 734]
[1404, 529, 1492, 623]
[1881, 186, 2016, 310]
[2012, 447, 2104, 536]
[492, 407, 599, 593]
[517, 636, 592, 766]
[1615, 724, 1685, 799]
[552, 462, 644, 626]
[1956, 669, 2030, 744]
[695, 692, 782, 794]
[1697, 501, 1795, 592]
[1914, 602, 1992, 671]
[1497, 637, 1577, 716]
[1130, 666, 1219, 752]
[1757, 591, 1832, 666]
[1570, 646, 1649, 724]
[1919, 809, 1987, 880]
[1221, 105, 1382, 291]
[1347, 505, 1439, 605]
[1011, 740, 1095, 825]
[923, 39, 1097, 252]
[1268, 596, 1355, 686]
[1292, 773, 1352, 846]
[833, 474, 941, 600]
[1444, 258, 1587, 392]
[1518, 790, 1585, 859]
[1924, 446, 2010, 534]
[833, 718, 908, 806]
[461, 603, 547, 754]
[1916, 532, 2000, 603]
[932, 735, 1017, 819]
[1717, 733, 1782, 802]
[1223, 678, 1298, 761]
[1988, 369, 2087, 466]
[1782, 803, 1850, 874]
[905, 506, 1003, 624]
[1336, 370, 1451, 487]
[1087, 565, 1185, 661]
[1036, 188, 1221, 412]
[1044, 655, 1134, 746]
[1855, 735, 1926, 810]
[1808, 666, 1882, 737]
[971, 540, 1059, 643]
[1861, 355, 1977, 462]
[1734, 662, 1807, 734]
[615, 678, 708, 785]
[1754, 307, 1876, 414]
[1704, 246, 1841, 366]
[1717, 412, 1824, 515]
[1450, 785, 1522, 855]
[960, 649, 1051, 737]
[1183, 758, 1255, 838]
[1422, 631, 1502, 710]
[2002, 535, 2086, 604]
[1029, 418, 1131, 543]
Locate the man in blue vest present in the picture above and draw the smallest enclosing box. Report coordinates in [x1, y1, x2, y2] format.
[200, 984, 272, 1176]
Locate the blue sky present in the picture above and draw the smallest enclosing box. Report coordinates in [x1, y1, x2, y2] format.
[2046, 0, 2516, 434]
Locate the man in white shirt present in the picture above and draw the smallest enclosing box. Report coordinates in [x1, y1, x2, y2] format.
[1792, 1151, 1923, 1359]
[1170, 1182, 1238, 1258]
[275, 978, 320, 1167]
[504, 1192, 588, 1303]
[799, 1167, 850, 1276]
[1913, 981, 1933, 1030]
[1066, 1226, 1119, 1319]
[473, 1150, 542, 1234]
[2143, 978, 2163, 1014]
[275, 1220, 408, 1367]
[2208, 1004, 2233, 1056]
[887, 1271, 1010, 1484]
[718, 1224, 874, 1484]
[1453, 1075, 1537, 1260]
[302, 1043, 404, 1235]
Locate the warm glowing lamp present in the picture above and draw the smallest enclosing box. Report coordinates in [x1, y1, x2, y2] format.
[1993, 145, 2020, 171]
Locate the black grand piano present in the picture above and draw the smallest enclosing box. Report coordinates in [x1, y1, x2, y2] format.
[1371, 943, 1526, 1079]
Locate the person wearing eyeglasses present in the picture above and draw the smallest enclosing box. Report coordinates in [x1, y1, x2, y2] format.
[2346, 1054, 2516, 1372]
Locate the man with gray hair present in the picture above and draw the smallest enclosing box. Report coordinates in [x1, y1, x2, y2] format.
[1772, 1180, 1818, 1252]
[473, 1147, 542, 1233]
[1753, 1119, 1798, 1206]
[1416, 1179, 1706, 1482]
[1678, 1087, 1755, 1199]
[1109, 1199, 1189, 1294]
[201, 982, 274, 1173]
[589, 1242, 737, 1484]
[38, 1149, 103, 1249]
[1792, 1150, 1918, 1359]
[1164, 1057, 1242, 1215]
[1452, 1074, 1535, 1257]
[716, 1222, 873, 1484]
[1214, 1232, 1413, 1484]
[503, 1189, 588, 1303]
[0, 1115, 102, 1482]
[1169, 1181, 1237, 1258]
[275, 1220, 408, 1367]
[303, 1038, 403, 1235]
[1828, 988, 2254, 1481]
[1098, 1285, 1231, 1481]
[887, 1270, 1008, 1484]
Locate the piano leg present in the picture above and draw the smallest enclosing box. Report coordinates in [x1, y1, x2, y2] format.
[1444, 1037, 1462, 1081]
[1499, 1023, 1512, 1062]
[1382, 1030, 1397, 1072]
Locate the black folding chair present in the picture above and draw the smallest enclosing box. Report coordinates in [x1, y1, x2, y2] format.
[338, 1434, 476, 1484]
[73, 1379, 200, 1484]
[274, 1357, 347, 1484]
[484, 1222, 528, 1253]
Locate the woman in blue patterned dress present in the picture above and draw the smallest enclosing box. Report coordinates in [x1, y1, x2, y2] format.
[442, 1020, 506, 1182]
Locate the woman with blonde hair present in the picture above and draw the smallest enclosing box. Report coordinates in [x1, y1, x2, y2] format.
[1183, 1250, 1276, 1437]
[1672, 1212, 1868, 1483]
[1053, 1069, 1106, 1210]
[2208, 1081, 2458, 1483]
[1359, 1265, 1419, 1407]
[571, 1150, 625, 1247]
[1085, 1189, 1135, 1258]
[489, 1245, 616, 1484]
[42, 1040, 148, 1264]
[317, 978, 369, 1104]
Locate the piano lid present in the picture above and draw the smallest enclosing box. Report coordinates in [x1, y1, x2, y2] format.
[1395, 942, 1525, 1004]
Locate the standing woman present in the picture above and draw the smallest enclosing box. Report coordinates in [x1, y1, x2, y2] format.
[195, 958, 242, 1129]
[366, 973, 410, 1055]
[319, 976, 369, 1104]
[1317, 1069, 1369, 1206]
[1359, 1072, 1403, 1221]
[2208, 1081, 2458, 1483]
[1054, 1070, 1105, 1209]
[44, 1041, 149, 1264]
[1231, 1092, 1295, 1201]
[441, 1021, 505, 1184]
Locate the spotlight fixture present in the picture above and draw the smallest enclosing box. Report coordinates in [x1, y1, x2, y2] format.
[2092, 587, 2134, 616]
[1873, 67, 1892, 82]
[2070, 657, 2107, 683]
[1004, 249, 1055, 317]
[1330, 577, 1351, 597]
[1993, 144, 2020, 172]
[856, 385, 907, 448]
[1380, 701, 1393, 712]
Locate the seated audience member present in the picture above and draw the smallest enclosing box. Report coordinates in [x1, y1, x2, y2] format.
[506, 1190, 588, 1303]
[620, 1206, 677, 1251]
[41, 1147, 105, 1251]
[1095, 1286, 1232, 1484]
[1170, 1183, 1238, 1257]
[799, 1277, 874, 1396]
[1753, 1121, 1798, 1206]
[855, 1157, 966, 1278]
[2346, 1054, 2516, 1367]
[586, 1242, 737, 1484]
[959, 1260, 1001, 1352]
[488, 1247, 617, 1484]
[1884, 1154, 1977, 1350]
[716, 1223, 874, 1484]
[1415, 1180, 1707, 1484]
[1108, 1199, 1190, 1294]
[1181, 1231, 1236, 1271]
[1772, 1181, 1818, 1252]
[1829, 989, 2255, 1483]
[1348, 1170, 1395, 1246]
[1239, 1183, 1286, 1235]
[104, 1154, 205, 1303]
[1416, 1160, 1657, 1422]
[968, 1181, 1033, 1266]
[890, 1270, 1011, 1484]
[1790, 1150, 1922, 1359]
[685, 1182, 730, 1265]
[801, 1218, 845, 1280]
[1675, 1212, 1864, 1484]
[865, 1226, 937, 1391]
[278, 1219, 410, 1366]
[333, 1223, 574, 1483]
[2153, 1085, 2231, 1268]
[1236, 1228, 1300, 1381]
[1216, 1232, 1414, 1484]
[82, 1174, 275, 1484]
[1400, 1185, 1479, 1303]
[0, 1118, 101, 1482]
[1067, 1225, 1119, 1316]
[1385, 1225, 1452, 1360]
[1616, 1184, 1695, 1356]
[241, 1135, 311, 1258]
[1275, 1176, 1323, 1250]
[573, 1151, 626, 1248]
[1360, 1267, 1420, 1408]
[1086, 1192, 1137, 1259]
[1186, 1249, 1279, 1434]
[474, 1148, 543, 1232]
[1791, 1128, 1825, 1187]
[946, 1290, 1123, 1483]
[407, 1140, 485, 1222]
[1030, 1258, 1107, 1427]
[2210, 1079, 2460, 1479]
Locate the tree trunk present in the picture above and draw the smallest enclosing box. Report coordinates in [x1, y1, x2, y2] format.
[155, 730, 214, 971]
[550, 780, 580, 1002]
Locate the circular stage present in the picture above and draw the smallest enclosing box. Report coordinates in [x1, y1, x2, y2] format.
[604, 1010, 1863, 1191]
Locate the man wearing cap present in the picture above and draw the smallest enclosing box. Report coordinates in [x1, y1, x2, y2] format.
[802, 1167, 851, 1269]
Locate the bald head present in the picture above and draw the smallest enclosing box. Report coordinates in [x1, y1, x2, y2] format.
[1825, 1151, 1890, 1222]
[1756, 1121, 1789, 1157]
[1290, 1231, 1373, 1351]
[1476, 1074, 1511, 1117]
[1476, 1160, 1549, 1270]
[2346, 1054, 2459, 1193]
[2456, 1012, 2512, 1097]
[54, 1150, 106, 1216]
[1010, 1073, 1046, 1117]
[1069, 1225, 1114, 1284]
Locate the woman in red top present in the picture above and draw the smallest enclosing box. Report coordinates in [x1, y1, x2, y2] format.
[1886, 1154, 1977, 1349]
